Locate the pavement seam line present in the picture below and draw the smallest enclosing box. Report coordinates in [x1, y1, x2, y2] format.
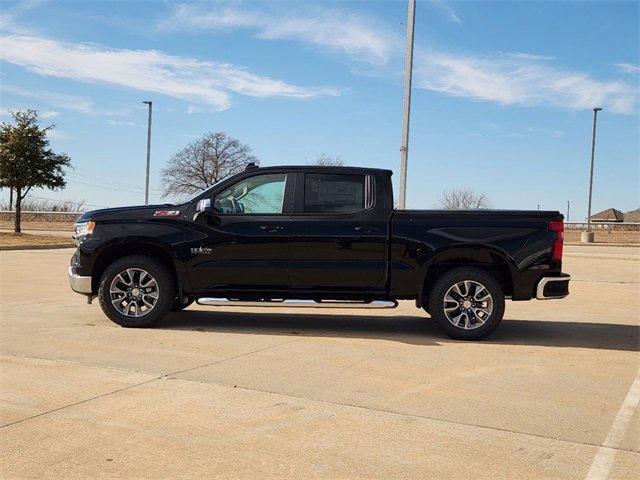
[0, 334, 317, 430]
[3, 323, 639, 456]
[166, 374, 640, 455]
[0, 352, 156, 375]
[1, 326, 341, 381]
[165, 335, 318, 377]
[2, 348, 639, 456]
[0, 377, 161, 429]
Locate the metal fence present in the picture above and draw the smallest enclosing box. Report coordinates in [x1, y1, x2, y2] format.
[565, 221, 640, 231]
[0, 210, 83, 223]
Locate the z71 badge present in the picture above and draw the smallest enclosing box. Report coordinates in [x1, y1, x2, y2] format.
[153, 210, 180, 217]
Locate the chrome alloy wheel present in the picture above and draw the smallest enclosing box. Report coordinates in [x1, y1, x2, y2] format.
[109, 268, 159, 317]
[443, 280, 493, 330]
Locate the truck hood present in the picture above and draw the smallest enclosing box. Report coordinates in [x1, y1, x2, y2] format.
[76, 204, 185, 223]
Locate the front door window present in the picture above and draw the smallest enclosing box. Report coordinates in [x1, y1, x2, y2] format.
[213, 174, 287, 214]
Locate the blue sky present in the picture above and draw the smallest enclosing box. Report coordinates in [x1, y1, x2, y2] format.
[1, 0, 638, 219]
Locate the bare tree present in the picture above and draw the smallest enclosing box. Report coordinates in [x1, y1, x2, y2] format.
[312, 154, 345, 167]
[160, 132, 257, 199]
[438, 187, 491, 210]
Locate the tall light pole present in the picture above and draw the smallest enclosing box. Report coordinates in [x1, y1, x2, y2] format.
[142, 101, 153, 205]
[398, 0, 416, 209]
[584, 107, 602, 242]
[566, 200, 570, 222]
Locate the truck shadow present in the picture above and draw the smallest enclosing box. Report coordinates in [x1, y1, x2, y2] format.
[160, 311, 639, 352]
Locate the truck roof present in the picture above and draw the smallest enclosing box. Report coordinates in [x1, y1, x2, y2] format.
[247, 165, 393, 176]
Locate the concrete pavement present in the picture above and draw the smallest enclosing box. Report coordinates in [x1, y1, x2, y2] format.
[0, 246, 638, 479]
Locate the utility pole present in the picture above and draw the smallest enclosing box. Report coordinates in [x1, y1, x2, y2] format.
[537, 204, 540, 211]
[142, 101, 153, 205]
[566, 200, 570, 222]
[583, 107, 602, 242]
[398, 0, 416, 209]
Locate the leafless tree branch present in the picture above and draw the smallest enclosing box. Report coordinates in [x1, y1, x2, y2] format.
[312, 154, 345, 167]
[160, 132, 257, 200]
[438, 187, 492, 210]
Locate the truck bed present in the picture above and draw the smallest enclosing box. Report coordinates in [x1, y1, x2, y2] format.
[388, 209, 563, 300]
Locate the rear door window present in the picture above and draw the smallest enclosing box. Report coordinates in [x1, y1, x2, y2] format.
[304, 174, 365, 214]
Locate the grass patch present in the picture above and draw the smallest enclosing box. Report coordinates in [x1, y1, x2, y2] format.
[0, 232, 73, 247]
[0, 220, 74, 232]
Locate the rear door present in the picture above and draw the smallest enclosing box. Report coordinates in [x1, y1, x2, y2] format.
[287, 172, 388, 293]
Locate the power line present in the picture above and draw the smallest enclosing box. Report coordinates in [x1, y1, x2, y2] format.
[24, 194, 107, 209]
[68, 172, 163, 193]
[67, 178, 149, 195]
[69, 171, 163, 190]
[66, 177, 164, 197]
[3, 172, 166, 209]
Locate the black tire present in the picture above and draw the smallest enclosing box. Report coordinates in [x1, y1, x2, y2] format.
[172, 298, 194, 311]
[98, 255, 176, 328]
[426, 267, 505, 340]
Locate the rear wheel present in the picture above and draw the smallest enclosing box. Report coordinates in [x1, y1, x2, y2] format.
[426, 267, 504, 340]
[98, 255, 175, 328]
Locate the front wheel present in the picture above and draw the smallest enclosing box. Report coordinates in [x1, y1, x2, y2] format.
[427, 267, 505, 340]
[98, 255, 175, 328]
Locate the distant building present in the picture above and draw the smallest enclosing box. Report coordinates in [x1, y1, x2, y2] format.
[590, 208, 624, 222]
[623, 208, 640, 223]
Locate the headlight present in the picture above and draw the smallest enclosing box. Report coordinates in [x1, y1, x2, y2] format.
[75, 220, 96, 237]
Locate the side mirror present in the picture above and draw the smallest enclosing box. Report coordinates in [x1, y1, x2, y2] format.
[194, 198, 212, 221]
[197, 198, 211, 213]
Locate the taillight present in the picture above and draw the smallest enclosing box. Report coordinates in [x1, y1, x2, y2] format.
[548, 219, 564, 261]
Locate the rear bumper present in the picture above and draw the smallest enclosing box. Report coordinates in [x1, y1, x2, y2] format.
[68, 266, 92, 294]
[536, 274, 570, 300]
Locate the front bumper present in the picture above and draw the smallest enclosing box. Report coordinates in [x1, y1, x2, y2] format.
[536, 274, 570, 300]
[68, 266, 92, 294]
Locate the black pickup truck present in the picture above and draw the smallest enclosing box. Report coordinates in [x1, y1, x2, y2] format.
[69, 164, 570, 340]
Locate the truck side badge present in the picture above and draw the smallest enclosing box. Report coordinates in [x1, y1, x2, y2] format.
[190, 247, 213, 255]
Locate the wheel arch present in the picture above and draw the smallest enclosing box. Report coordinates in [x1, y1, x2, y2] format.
[417, 246, 515, 308]
[91, 238, 180, 295]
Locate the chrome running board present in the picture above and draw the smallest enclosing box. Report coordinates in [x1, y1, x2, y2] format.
[196, 298, 398, 309]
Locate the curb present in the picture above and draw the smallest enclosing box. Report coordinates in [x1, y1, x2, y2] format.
[0, 244, 75, 251]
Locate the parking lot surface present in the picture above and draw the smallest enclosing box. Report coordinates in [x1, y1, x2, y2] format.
[1, 246, 638, 479]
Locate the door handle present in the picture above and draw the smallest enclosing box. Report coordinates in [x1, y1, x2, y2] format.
[354, 226, 379, 233]
[259, 225, 284, 232]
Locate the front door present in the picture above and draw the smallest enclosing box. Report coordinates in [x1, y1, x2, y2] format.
[186, 172, 292, 292]
[287, 172, 388, 293]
